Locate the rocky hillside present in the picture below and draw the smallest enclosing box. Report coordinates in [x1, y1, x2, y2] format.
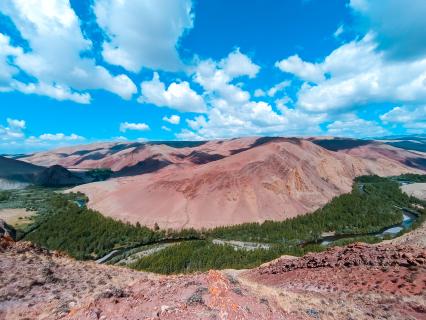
[12, 137, 425, 229]
[1, 235, 425, 320]
[69, 138, 424, 229]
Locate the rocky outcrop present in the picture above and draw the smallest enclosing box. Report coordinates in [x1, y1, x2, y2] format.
[0, 241, 286, 320]
[256, 243, 426, 274]
[0, 218, 16, 241]
[1, 240, 426, 319]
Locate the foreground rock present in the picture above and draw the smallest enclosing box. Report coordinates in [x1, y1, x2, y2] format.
[243, 243, 426, 320]
[0, 241, 286, 320]
[1, 239, 425, 319]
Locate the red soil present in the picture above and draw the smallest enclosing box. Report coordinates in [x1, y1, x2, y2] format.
[2, 239, 426, 319]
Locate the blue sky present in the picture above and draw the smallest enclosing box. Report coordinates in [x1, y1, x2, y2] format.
[0, 0, 425, 153]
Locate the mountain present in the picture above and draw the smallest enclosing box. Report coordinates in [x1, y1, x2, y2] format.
[378, 135, 426, 153]
[0, 155, 44, 182]
[34, 165, 83, 187]
[15, 136, 423, 230]
[0, 156, 83, 188]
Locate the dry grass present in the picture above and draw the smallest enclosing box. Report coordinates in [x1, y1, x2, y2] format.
[0, 208, 35, 228]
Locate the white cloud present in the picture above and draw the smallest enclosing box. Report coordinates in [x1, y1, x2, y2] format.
[162, 115, 180, 125]
[37, 133, 85, 141]
[350, 0, 426, 59]
[12, 81, 91, 104]
[175, 129, 205, 141]
[0, 118, 26, 141]
[327, 115, 388, 138]
[94, 0, 193, 72]
[0, 0, 137, 102]
[119, 122, 150, 132]
[175, 50, 325, 140]
[267, 80, 290, 97]
[0, 34, 22, 89]
[193, 58, 252, 105]
[380, 105, 426, 133]
[139, 72, 206, 113]
[219, 48, 260, 79]
[280, 35, 426, 112]
[275, 55, 325, 83]
[111, 136, 128, 141]
[253, 81, 291, 98]
[161, 125, 171, 132]
[7, 118, 25, 130]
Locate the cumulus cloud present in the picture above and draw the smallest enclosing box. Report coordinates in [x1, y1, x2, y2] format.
[219, 48, 260, 79]
[193, 53, 254, 105]
[0, 0, 137, 102]
[380, 105, 426, 133]
[175, 50, 325, 140]
[139, 72, 206, 113]
[275, 55, 324, 83]
[175, 128, 205, 141]
[161, 125, 171, 132]
[162, 115, 180, 125]
[94, 0, 193, 72]
[0, 118, 26, 141]
[22, 133, 85, 153]
[350, 0, 426, 60]
[277, 35, 426, 113]
[35, 133, 85, 141]
[12, 81, 91, 104]
[119, 122, 150, 132]
[253, 81, 290, 99]
[267, 81, 291, 97]
[0, 34, 22, 90]
[327, 115, 388, 138]
[0, 117, 87, 152]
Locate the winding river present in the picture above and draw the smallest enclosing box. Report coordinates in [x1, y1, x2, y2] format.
[318, 208, 419, 246]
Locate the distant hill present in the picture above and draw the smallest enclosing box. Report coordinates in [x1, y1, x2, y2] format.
[373, 135, 426, 153]
[34, 165, 83, 187]
[310, 138, 372, 151]
[0, 156, 83, 187]
[0, 156, 44, 182]
[10, 137, 425, 229]
[62, 137, 425, 230]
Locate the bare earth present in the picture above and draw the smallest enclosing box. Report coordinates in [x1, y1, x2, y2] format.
[1, 238, 425, 320]
[70, 138, 423, 229]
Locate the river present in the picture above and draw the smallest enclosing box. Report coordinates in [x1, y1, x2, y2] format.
[319, 208, 419, 246]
